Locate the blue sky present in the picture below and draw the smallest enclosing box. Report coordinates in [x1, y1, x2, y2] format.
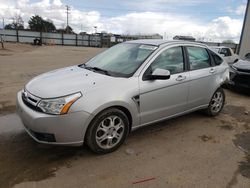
[0, 0, 248, 42]
[63, 0, 246, 19]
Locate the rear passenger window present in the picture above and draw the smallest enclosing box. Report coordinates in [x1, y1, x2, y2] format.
[187, 47, 211, 70]
[209, 50, 223, 66]
[150, 47, 184, 74]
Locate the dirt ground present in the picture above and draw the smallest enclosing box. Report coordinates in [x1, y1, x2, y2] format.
[0, 43, 104, 114]
[0, 43, 250, 188]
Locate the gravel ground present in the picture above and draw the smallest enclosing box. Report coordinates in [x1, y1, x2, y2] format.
[0, 43, 104, 114]
[0, 43, 249, 188]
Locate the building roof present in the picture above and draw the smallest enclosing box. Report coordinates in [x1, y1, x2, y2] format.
[173, 35, 196, 41]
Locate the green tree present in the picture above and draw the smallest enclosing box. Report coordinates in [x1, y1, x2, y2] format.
[4, 15, 24, 30]
[4, 24, 14, 30]
[28, 15, 56, 32]
[222, 39, 235, 44]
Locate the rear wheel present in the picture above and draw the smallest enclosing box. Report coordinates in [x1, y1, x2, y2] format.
[86, 108, 129, 154]
[205, 88, 225, 116]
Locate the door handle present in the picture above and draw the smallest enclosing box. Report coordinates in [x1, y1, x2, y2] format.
[176, 75, 186, 81]
[209, 68, 216, 74]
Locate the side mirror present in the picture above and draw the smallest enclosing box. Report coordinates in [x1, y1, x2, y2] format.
[145, 68, 171, 80]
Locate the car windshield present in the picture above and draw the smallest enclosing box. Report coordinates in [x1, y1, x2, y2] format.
[211, 47, 220, 53]
[81, 43, 158, 77]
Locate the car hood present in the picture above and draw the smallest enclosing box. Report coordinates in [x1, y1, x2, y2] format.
[233, 60, 250, 71]
[25, 66, 120, 98]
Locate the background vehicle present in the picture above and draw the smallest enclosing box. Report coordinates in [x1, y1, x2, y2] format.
[210, 46, 239, 65]
[244, 53, 250, 61]
[229, 59, 250, 91]
[17, 40, 229, 154]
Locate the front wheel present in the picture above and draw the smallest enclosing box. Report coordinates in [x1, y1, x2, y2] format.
[86, 108, 129, 154]
[205, 88, 225, 116]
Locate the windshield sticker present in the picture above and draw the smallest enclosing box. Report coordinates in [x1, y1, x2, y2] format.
[139, 45, 158, 51]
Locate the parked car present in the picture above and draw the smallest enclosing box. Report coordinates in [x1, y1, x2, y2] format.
[229, 59, 250, 90]
[210, 46, 239, 65]
[17, 40, 229, 154]
[244, 53, 250, 61]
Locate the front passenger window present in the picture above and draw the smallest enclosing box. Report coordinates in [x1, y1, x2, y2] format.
[187, 47, 211, 70]
[150, 47, 184, 75]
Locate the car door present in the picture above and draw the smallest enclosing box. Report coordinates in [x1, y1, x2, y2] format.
[139, 46, 189, 125]
[185, 46, 217, 109]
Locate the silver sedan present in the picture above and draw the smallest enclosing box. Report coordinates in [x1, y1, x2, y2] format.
[17, 40, 229, 154]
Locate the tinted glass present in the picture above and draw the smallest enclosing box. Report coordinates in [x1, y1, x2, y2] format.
[84, 43, 157, 77]
[187, 47, 211, 70]
[211, 47, 220, 53]
[220, 48, 231, 57]
[150, 47, 184, 74]
[209, 50, 223, 66]
[245, 53, 250, 60]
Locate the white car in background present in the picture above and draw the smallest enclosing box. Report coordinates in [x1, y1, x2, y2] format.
[210, 46, 239, 65]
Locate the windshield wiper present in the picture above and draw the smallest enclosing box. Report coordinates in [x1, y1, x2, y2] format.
[84, 66, 111, 76]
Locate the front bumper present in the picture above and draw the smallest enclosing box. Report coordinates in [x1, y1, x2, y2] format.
[16, 91, 93, 146]
[229, 69, 250, 90]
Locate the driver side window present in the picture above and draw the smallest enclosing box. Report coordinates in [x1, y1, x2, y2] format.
[150, 47, 184, 75]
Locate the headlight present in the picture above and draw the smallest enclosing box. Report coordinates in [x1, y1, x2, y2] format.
[37, 92, 82, 115]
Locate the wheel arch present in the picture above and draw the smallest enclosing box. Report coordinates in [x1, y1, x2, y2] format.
[83, 104, 135, 142]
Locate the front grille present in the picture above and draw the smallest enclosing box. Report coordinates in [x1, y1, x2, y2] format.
[237, 68, 250, 74]
[22, 90, 43, 112]
[27, 96, 38, 103]
[232, 74, 250, 86]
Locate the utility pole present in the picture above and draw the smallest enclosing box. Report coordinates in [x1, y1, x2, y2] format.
[65, 5, 70, 33]
[94, 26, 97, 34]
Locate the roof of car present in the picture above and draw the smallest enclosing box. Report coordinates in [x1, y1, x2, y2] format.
[125, 39, 207, 47]
[210, 46, 228, 49]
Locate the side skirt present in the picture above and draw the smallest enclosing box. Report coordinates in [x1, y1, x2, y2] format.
[131, 104, 208, 131]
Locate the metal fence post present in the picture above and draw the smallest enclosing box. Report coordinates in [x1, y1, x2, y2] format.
[40, 31, 42, 44]
[62, 32, 64, 45]
[76, 34, 78, 46]
[100, 34, 103, 48]
[16, 29, 19, 42]
[88, 34, 90, 47]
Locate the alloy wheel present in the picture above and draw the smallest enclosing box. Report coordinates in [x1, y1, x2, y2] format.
[210, 91, 224, 113]
[95, 115, 125, 149]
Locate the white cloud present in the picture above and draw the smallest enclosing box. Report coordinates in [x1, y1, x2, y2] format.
[235, 4, 246, 15]
[0, 0, 244, 42]
[53, 0, 62, 6]
[123, 0, 209, 11]
[226, 4, 246, 16]
[205, 16, 242, 41]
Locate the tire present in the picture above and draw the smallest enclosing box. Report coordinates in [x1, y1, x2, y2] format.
[86, 108, 130, 154]
[205, 88, 225, 116]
